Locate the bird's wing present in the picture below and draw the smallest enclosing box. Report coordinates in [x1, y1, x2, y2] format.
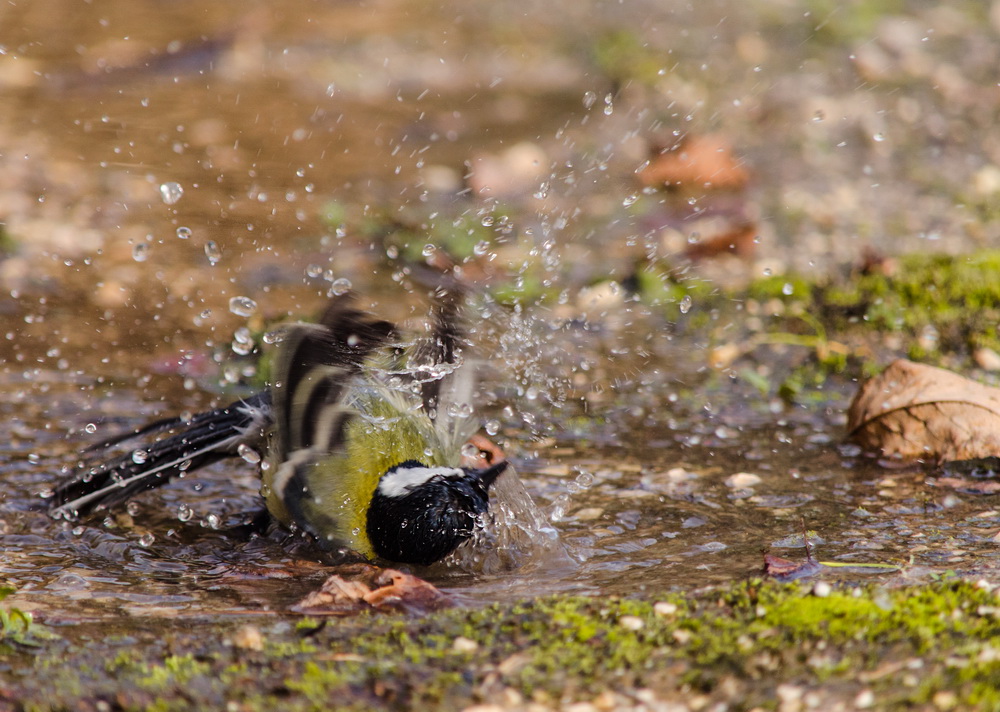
[271, 295, 395, 460]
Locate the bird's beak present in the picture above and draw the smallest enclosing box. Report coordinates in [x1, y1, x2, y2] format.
[470, 459, 508, 491]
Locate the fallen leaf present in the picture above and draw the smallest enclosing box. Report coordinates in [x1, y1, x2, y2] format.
[683, 224, 757, 261]
[847, 359, 1000, 463]
[763, 553, 822, 581]
[291, 563, 451, 616]
[638, 134, 749, 191]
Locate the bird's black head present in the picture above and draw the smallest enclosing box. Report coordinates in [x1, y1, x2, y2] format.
[366, 459, 508, 566]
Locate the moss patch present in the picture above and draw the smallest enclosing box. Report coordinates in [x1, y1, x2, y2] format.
[10, 580, 1000, 710]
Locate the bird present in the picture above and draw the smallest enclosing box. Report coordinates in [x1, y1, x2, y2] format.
[48, 289, 514, 567]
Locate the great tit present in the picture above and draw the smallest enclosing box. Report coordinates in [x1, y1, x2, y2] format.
[49, 290, 513, 567]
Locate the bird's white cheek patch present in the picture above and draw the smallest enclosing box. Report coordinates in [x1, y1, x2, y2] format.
[378, 465, 464, 498]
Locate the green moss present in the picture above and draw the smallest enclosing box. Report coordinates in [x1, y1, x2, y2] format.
[13, 581, 1000, 709]
[0, 586, 58, 648]
[820, 250, 1000, 356]
[139, 654, 212, 691]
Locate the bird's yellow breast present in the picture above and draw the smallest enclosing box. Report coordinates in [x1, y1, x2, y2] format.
[262, 395, 449, 559]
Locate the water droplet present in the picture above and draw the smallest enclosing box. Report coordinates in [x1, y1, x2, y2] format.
[204, 241, 221, 265]
[138, 532, 155, 547]
[422, 244, 436, 257]
[176, 226, 192, 240]
[782, 283, 794, 296]
[461, 442, 479, 459]
[534, 182, 550, 200]
[329, 277, 352, 296]
[481, 215, 495, 227]
[262, 329, 285, 345]
[238, 443, 261, 464]
[485, 419, 500, 436]
[132, 242, 149, 262]
[582, 91, 597, 109]
[622, 194, 638, 207]
[473, 240, 490, 257]
[131, 449, 148, 464]
[177, 504, 193, 522]
[84, 423, 97, 434]
[603, 93, 614, 115]
[873, 132, 886, 142]
[159, 182, 183, 205]
[232, 327, 254, 355]
[679, 295, 693, 314]
[205, 513, 221, 529]
[126, 502, 141, 516]
[325, 82, 336, 97]
[306, 264, 323, 278]
[575, 471, 595, 489]
[447, 402, 474, 418]
[812, 110, 825, 122]
[229, 296, 258, 317]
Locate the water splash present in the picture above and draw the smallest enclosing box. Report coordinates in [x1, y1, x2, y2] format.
[159, 182, 183, 205]
[229, 296, 258, 318]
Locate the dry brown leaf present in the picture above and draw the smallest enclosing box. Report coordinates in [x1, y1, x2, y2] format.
[763, 553, 822, 581]
[683, 223, 757, 261]
[638, 134, 749, 190]
[291, 563, 452, 616]
[847, 359, 1000, 462]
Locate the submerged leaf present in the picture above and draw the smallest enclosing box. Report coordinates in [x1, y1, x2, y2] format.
[291, 564, 451, 616]
[847, 359, 1000, 463]
[764, 553, 823, 581]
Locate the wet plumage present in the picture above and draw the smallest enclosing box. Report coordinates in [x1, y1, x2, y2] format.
[50, 291, 510, 566]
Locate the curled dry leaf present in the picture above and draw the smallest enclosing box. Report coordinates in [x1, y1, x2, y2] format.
[683, 223, 757, 262]
[638, 134, 749, 191]
[291, 563, 452, 616]
[847, 359, 1000, 463]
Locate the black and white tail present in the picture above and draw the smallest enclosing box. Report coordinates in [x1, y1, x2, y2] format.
[49, 392, 273, 519]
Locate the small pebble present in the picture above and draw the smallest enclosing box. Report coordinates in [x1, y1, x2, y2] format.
[452, 636, 479, 653]
[619, 615, 644, 631]
[974, 347, 1000, 371]
[672, 629, 692, 644]
[653, 601, 678, 617]
[725, 472, 762, 488]
[232, 624, 264, 651]
[933, 690, 957, 710]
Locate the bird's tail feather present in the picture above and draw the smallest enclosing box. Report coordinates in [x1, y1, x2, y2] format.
[49, 393, 272, 519]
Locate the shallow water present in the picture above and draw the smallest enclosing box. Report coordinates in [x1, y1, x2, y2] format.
[4, 345, 1000, 623]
